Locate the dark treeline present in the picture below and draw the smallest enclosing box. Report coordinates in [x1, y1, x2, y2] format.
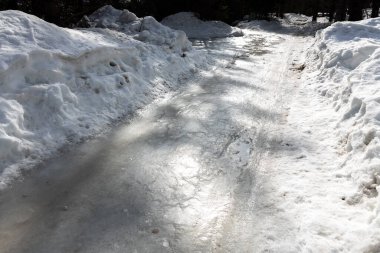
[1, 0, 380, 26]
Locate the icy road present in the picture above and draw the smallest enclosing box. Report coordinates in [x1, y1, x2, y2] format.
[0, 31, 308, 252]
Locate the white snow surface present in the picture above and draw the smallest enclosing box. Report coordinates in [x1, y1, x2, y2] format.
[161, 12, 244, 39]
[0, 9, 206, 188]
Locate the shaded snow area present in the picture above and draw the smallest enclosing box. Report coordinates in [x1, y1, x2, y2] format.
[161, 12, 244, 39]
[0, 8, 206, 189]
[239, 13, 330, 36]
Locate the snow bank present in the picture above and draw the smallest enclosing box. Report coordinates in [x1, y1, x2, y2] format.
[80, 5, 191, 53]
[0, 9, 205, 188]
[161, 12, 243, 39]
[306, 18, 380, 251]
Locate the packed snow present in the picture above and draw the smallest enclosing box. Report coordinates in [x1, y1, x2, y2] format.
[161, 12, 243, 39]
[0, 8, 206, 188]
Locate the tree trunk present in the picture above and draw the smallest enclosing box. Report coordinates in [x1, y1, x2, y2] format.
[328, 0, 336, 22]
[372, 0, 380, 17]
[312, 0, 320, 22]
[312, 13, 317, 22]
[335, 0, 347, 21]
[275, 0, 284, 18]
[348, 0, 363, 21]
[44, 0, 61, 23]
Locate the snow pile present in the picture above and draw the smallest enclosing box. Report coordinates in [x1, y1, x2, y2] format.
[0, 9, 205, 188]
[161, 12, 243, 39]
[306, 18, 380, 251]
[81, 5, 191, 53]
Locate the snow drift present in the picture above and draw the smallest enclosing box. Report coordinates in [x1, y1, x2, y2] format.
[0, 8, 205, 188]
[161, 12, 243, 39]
[306, 18, 380, 252]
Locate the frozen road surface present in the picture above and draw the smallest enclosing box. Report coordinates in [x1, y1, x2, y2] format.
[0, 31, 308, 252]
